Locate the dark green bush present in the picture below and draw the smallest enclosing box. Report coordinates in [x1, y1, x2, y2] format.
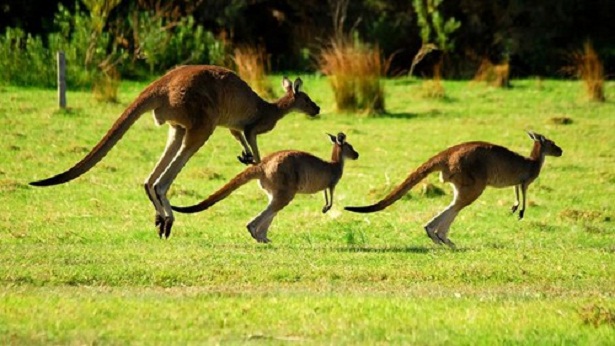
[0, 3, 226, 89]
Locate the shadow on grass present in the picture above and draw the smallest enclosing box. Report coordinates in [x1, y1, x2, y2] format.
[374, 107, 455, 119]
[375, 112, 418, 120]
[334, 245, 467, 254]
[188, 241, 469, 253]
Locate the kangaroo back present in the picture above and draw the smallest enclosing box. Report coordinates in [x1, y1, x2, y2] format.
[30, 87, 162, 186]
[345, 156, 443, 213]
[172, 165, 262, 213]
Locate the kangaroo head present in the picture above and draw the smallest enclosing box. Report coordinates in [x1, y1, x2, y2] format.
[527, 131, 563, 157]
[282, 77, 320, 116]
[328, 132, 359, 161]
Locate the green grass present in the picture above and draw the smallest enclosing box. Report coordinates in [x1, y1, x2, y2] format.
[1, 77, 614, 344]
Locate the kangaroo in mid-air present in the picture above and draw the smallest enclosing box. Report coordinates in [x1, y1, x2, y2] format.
[345, 131, 562, 248]
[172, 132, 359, 243]
[29, 65, 320, 238]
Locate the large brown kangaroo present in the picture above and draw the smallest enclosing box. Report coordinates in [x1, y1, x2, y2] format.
[29, 65, 320, 238]
[345, 132, 562, 248]
[172, 132, 359, 243]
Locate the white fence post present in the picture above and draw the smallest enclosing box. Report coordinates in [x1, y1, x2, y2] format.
[57, 51, 66, 109]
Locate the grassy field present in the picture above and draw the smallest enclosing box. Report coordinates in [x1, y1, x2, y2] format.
[1, 75, 614, 344]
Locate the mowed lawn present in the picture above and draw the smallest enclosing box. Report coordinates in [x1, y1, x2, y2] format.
[0, 76, 614, 344]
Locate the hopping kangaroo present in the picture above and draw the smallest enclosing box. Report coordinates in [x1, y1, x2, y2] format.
[29, 65, 320, 238]
[345, 132, 562, 248]
[172, 132, 359, 243]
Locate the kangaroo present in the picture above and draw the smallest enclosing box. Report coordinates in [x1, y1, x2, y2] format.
[172, 132, 359, 243]
[345, 131, 562, 248]
[29, 65, 320, 238]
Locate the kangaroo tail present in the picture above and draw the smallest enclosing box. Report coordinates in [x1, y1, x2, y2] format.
[172, 166, 262, 213]
[345, 156, 443, 213]
[29, 88, 161, 187]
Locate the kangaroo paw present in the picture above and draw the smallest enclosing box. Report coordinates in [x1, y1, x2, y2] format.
[511, 204, 519, 214]
[322, 205, 331, 213]
[237, 151, 255, 165]
[518, 209, 525, 220]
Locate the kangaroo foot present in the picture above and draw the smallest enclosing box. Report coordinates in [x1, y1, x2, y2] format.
[322, 205, 331, 213]
[155, 214, 164, 227]
[424, 226, 442, 245]
[436, 233, 456, 249]
[256, 236, 271, 243]
[511, 204, 519, 214]
[518, 209, 525, 220]
[237, 151, 255, 165]
[157, 216, 174, 239]
[246, 224, 258, 240]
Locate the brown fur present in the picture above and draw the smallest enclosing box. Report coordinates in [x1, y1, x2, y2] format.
[345, 132, 562, 248]
[172, 133, 359, 243]
[29, 65, 320, 238]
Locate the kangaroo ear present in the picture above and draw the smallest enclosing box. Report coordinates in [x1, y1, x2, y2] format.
[282, 76, 292, 93]
[327, 133, 337, 144]
[337, 132, 346, 144]
[293, 78, 303, 94]
[527, 131, 546, 142]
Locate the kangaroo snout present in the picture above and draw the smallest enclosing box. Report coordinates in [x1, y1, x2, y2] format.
[311, 104, 321, 116]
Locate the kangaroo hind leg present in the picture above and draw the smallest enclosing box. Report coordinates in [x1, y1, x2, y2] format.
[435, 182, 486, 249]
[154, 121, 215, 238]
[247, 191, 294, 243]
[424, 205, 454, 246]
[145, 126, 185, 231]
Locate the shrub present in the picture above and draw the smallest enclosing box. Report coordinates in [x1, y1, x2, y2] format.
[133, 14, 227, 74]
[0, 3, 117, 90]
[319, 37, 386, 115]
[0, 28, 56, 87]
[0, 2, 226, 93]
[232, 45, 273, 98]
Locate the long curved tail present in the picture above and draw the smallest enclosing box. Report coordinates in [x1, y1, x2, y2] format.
[29, 88, 162, 187]
[172, 165, 262, 213]
[345, 156, 443, 213]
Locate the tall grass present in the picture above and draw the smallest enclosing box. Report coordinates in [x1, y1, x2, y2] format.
[473, 59, 510, 88]
[232, 45, 273, 98]
[420, 59, 445, 99]
[319, 38, 386, 115]
[92, 65, 121, 103]
[563, 41, 606, 102]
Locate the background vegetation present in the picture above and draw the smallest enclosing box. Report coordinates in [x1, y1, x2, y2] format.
[1, 0, 614, 85]
[1, 76, 614, 343]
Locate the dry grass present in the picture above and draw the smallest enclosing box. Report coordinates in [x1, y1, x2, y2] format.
[319, 38, 386, 115]
[579, 303, 615, 327]
[420, 60, 445, 99]
[233, 45, 273, 99]
[92, 66, 120, 103]
[562, 41, 606, 102]
[474, 59, 510, 88]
